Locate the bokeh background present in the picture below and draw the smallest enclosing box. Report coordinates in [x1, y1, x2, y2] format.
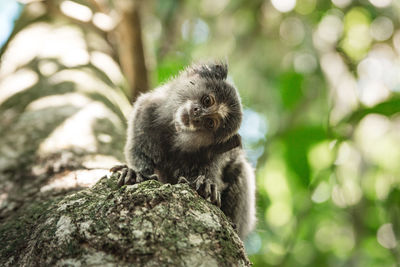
[1, 0, 400, 266]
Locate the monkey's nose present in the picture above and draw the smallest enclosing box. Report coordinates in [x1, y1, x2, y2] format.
[192, 105, 201, 117]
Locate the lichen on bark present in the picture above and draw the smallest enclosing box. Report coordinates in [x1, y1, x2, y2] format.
[0, 174, 250, 266]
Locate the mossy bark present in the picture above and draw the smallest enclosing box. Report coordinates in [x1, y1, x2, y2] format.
[0, 173, 250, 266]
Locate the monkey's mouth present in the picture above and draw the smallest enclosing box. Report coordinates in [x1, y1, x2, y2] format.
[178, 111, 200, 132]
[175, 105, 199, 132]
[181, 113, 190, 127]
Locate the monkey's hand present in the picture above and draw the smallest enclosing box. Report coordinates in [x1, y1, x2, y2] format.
[192, 175, 221, 207]
[109, 165, 158, 187]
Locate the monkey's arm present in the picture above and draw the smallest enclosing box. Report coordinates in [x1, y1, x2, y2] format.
[220, 156, 256, 239]
[189, 134, 242, 206]
[112, 94, 162, 185]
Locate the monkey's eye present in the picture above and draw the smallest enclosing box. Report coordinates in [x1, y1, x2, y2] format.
[202, 95, 215, 107]
[205, 118, 216, 129]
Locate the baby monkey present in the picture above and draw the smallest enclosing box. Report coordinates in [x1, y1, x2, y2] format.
[111, 62, 256, 239]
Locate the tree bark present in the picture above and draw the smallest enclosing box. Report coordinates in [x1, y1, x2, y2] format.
[0, 173, 250, 266]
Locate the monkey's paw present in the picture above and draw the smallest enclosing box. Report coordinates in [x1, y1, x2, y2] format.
[109, 165, 158, 187]
[192, 175, 221, 207]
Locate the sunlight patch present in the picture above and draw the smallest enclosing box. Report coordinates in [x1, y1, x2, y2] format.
[40, 169, 107, 192]
[38, 102, 118, 154]
[0, 69, 38, 104]
[60, 1, 93, 22]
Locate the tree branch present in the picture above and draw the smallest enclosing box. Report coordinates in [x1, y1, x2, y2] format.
[0, 175, 250, 266]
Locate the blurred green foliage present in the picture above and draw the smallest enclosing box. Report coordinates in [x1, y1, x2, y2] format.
[151, 1, 400, 266]
[1, 0, 400, 266]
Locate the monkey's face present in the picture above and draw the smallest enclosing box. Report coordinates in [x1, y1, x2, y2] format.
[172, 64, 242, 151]
[175, 93, 225, 132]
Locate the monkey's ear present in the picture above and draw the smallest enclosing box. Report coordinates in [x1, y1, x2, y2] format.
[212, 134, 242, 154]
[187, 62, 228, 80]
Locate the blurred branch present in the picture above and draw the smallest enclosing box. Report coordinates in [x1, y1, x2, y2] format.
[114, 0, 149, 101]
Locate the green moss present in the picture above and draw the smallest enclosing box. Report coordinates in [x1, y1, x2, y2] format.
[0, 199, 55, 262]
[65, 240, 83, 257]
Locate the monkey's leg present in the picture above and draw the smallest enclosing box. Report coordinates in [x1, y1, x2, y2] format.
[220, 161, 256, 239]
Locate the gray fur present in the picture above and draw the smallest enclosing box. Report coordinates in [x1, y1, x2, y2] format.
[120, 62, 256, 239]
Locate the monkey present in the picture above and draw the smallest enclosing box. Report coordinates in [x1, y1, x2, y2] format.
[111, 62, 256, 239]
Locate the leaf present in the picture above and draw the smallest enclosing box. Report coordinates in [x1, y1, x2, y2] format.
[279, 71, 304, 110]
[282, 125, 327, 187]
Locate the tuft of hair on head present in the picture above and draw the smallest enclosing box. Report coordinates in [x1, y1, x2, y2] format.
[186, 61, 228, 80]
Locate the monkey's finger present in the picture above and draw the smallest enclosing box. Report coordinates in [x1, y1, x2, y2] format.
[198, 184, 207, 198]
[204, 181, 211, 198]
[118, 168, 128, 187]
[195, 175, 205, 191]
[125, 168, 136, 185]
[147, 174, 159, 181]
[195, 181, 201, 191]
[110, 164, 128, 172]
[194, 179, 206, 198]
[117, 173, 125, 187]
[216, 192, 221, 208]
[210, 184, 218, 204]
[136, 173, 145, 183]
[178, 176, 189, 184]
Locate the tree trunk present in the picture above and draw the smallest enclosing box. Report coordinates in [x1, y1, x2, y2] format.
[115, 0, 149, 101]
